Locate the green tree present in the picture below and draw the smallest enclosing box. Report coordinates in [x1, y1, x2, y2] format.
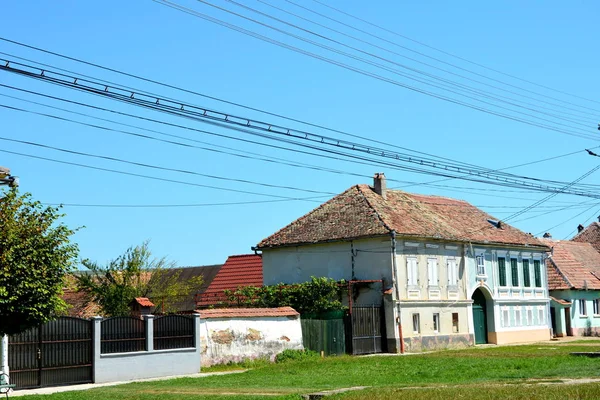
[77, 242, 202, 316]
[0, 189, 79, 336]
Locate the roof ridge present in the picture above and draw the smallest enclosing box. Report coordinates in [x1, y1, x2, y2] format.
[356, 185, 393, 233]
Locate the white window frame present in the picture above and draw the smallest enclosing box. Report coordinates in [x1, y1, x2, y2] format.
[412, 313, 420, 334]
[452, 312, 459, 333]
[594, 299, 600, 316]
[515, 309, 522, 327]
[526, 309, 533, 326]
[476, 253, 486, 276]
[407, 257, 418, 286]
[433, 313, 440, 333]
[502, 309, 510, 328]
[579, 299, 587, 317]
[447, 257, 458, 287]
[427, 257, 439, 287]
[538, 307, 545, 325]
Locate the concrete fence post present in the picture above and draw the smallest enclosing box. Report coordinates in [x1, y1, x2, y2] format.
[1, 335, 8, 377]
[92, 316, 102, 383]
[145, 315, 154, 352]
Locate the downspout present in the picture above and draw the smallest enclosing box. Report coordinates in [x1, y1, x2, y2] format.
[391, 231, 404, 354]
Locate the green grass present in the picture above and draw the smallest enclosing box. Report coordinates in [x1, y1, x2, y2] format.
[18, 342, 600, 399]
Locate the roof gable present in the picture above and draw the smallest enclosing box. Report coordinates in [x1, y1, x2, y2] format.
[544, 240, 600, 290]
[257, 184, 546, 248]
[572, 222, 600, 253]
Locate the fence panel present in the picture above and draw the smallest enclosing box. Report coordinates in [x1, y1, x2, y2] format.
[7, 327, 40, 389]
[101, 317, 146, 354]
[300, 318, 345, 356]
[153, 315, 195, 350]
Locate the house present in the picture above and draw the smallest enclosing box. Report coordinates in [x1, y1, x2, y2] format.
[159, 264, 222, 312]
[544, 239, 600, 337]
[196, 254, 263, 308]
[572, 218, 600, 253]
[255, 173, 552, 352]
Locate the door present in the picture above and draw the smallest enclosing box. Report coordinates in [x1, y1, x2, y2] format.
[565, 308, 573, 336]
[472, 289, 488, 344]
[349, 305, 385, 355]
[550, 307, 557, 336]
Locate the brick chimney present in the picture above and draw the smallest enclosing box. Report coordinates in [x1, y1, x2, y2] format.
[578, 224, 585, 233]
[543, 232, 552, 238]
[373, 173, 387, 199]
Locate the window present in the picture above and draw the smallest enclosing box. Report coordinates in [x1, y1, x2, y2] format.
[515, 309, 522, 326]
[407, 257, 418, 286]
[522, 259, 531, 287]
[498, 257, 507, 287]
[433, 313, 440, 333]
[452, 313, 459, 333]
[534, 260, 542, 287]
[447, 258, 458, 286]
[511, 258, 519, 286]
[594, 299, 600, 316]
[538, 308, 545, 325]
[527, 309, 533, 326]
[427, 258, 439, 286]
[579, 299, 587, 316]
[502, 309, 510, 327]
[412, 313, 420, 333]
[476, 254, 485, 276]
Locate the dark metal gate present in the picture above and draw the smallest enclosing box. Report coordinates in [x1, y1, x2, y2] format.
[8, 317, 93, 390]
[350, 305, 384, 355]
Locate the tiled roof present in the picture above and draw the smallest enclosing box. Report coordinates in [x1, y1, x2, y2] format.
[157, 265, 222, 311]
[550, 296, 572, 306]
[196, 254, 263, 307]
[134, 297, 155, 307]
[62, 290, 100, 318]
[543, 239, 600, 290]
[198, 307, 298, 319]
[572, 222, 600, 253]
[257, 185, 547, 248]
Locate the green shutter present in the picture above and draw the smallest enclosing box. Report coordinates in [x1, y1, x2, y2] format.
[534, 260, 541, 287]
[511, 258, 519, 286]
[522, 259, 530, 287]
[498, 257, 506, 287]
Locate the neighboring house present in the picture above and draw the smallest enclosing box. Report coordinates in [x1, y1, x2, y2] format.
[255, 173, 552, 352]
[160, 264, 222, 312]
[544, 239, 600, 337]
[572, 218, 600, 253]
[62, 289, 101, 318]
[196, 254, 263, 308]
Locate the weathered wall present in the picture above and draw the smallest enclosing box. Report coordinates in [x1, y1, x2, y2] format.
[93, 315, 201, 384]
[199, 315, 303, 367]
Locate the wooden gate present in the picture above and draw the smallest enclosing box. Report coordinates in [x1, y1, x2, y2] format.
[349, 305, 384, 355]
[8, 317, 93, 390]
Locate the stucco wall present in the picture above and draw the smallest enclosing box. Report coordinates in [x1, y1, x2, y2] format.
[552, 290, 600, 336]
[199, 315, 303, 367]
[93, 315, 201, 384]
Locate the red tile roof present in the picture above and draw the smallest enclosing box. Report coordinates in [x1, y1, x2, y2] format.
[62, 290, 101, 318]
[196, 254, 263, 307]
[257, 185, 547, 249]
[550, 296, 572, 306]
[572, 222, 600, 253]
[198, 307, 298, 319]
[134, 297, 155, 307]
[543, 239, 600, 290]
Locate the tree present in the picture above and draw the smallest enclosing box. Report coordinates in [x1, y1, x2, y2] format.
[0, 189, 79, 336]
[77, 242, 202, 316]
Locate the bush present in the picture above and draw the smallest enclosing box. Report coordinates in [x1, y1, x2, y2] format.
[275, 349, 319, 363]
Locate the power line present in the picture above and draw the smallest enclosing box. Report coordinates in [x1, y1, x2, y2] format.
[534, 202, 600, 237]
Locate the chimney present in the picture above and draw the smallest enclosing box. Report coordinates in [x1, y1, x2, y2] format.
[578, 224, 585, 233]
[373, 173, 387, 199]
[543, 232, 552, 238]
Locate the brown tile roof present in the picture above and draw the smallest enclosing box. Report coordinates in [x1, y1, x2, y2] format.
[550, 296, 572, 306]
[196, 255, 263, 307]
[257, 185, 547, 249]
[62, 290, 101, 318]
[157, 265, 222, 311]
[197, 307, 299, 319]
[134, 297, 155, 307]
[572, 222, 600, 253]
[543, 239, 600, 290]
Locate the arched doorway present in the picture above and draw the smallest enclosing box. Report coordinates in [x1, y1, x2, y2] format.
[472, 289, 488, 344]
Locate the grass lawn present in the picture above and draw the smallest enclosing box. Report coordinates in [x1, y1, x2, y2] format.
[20, 341, 600, 399]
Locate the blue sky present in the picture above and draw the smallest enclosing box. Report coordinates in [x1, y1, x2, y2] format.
[1, 1, 599, 267]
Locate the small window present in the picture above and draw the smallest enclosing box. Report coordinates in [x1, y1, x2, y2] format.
[522, 259, 531, 287]
[534, 260, 542, 287]
[579, 299, 587, 316]
[412, 313, 420, 333]
[515, 309, 522, 326]
[407, 257, 418, 286]
[498, 257, 507, 287]
[433, 313, 440, 333]
[538, 308, 545, 325]
[511, 258, 519, 287]
[527, 309, 533, 326]
[594, 299, 600, 316]
[502, 309, 510, 327]
[447, 258, 458, 286]
[452, 313, 459, 333]
[427, 258, 439, 286]
[476, 254, 485, 276]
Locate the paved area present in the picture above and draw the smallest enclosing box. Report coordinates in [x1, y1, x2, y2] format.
[9, 370, 247, 397]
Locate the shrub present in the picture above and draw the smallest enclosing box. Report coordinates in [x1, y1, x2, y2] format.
[275, 349, 319, 363]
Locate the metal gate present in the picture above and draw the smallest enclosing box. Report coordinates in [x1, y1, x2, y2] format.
[350, 305, 384, 355]
[8, 317, 93, 390]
